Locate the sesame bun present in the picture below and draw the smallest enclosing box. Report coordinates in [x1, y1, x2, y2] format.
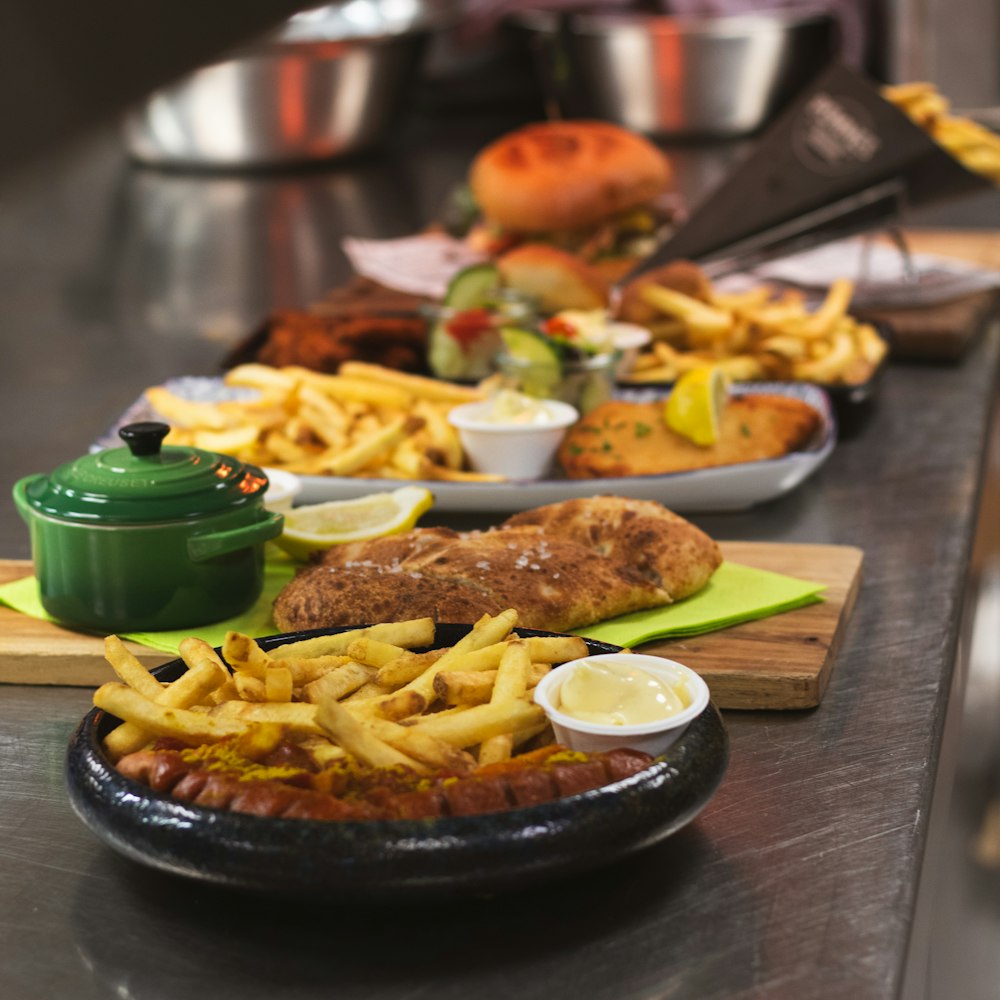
[469, 120, 673, 234]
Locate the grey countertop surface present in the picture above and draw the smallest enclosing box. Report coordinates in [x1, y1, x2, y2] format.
[1, 113, 1000, 1000]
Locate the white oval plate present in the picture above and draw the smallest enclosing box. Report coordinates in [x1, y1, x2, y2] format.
[98, 378, 836, 514]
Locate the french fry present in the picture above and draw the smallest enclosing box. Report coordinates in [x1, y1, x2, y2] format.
[314, 697, 426, 771]
[639, 285, 732, 338]
[413, 398, 464, 469]
[301, 373, 413, 410]
[268, 618, 436, 660]
[365, 717, 475, 773]
[272, 654, 354, 686]
[222, 631, 272, 680]
[145, 386, 236, 431]
[758, 334, 809, 360]
[188, 426, 262, 455]
[433, 670, 496, 707]
[104, 636, 163, 700]
[234, 673, 267, 701]
[346, 638, 408, 669]
[883, 80, 1000, 184]
[409, 699, 545, 748]
[714, 355, 766, 381]
[793, 328, 857, 383]
[95, 682, 248, 744]
[223, 362, 297, 391]
[324, 416, 424, 476]
[210, 699, 321, 736]
[391, 611, 519, 707]
[103, 656, 229, 760]
[346, 688, 427, 722]
[302, 662, 375, 704]
[145, 363, 487, 482]
[434, 661, 553, 707]
[623, 265, 886, 388]
[375, 647, 449, 689]
[792, 278, 854, 340]
[478, 640, 531, 766]
[338, 361, 483, 404]
[178, 636, 227, 673]
[343, 680, 392, 701]
[265, 666, 294, 703]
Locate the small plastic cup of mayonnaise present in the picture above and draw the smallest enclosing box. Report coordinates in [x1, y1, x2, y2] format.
[533, 653, 710, 757]
[447, 391, 579, 480]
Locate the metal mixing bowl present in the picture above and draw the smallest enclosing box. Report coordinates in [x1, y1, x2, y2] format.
[124, 0, 458, 168]
[513, 9, 838, 138]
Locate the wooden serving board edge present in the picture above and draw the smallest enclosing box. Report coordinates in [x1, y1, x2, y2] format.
[639, 541, 864, 710]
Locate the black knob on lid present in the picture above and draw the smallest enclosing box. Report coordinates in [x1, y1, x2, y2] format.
[119, 421, 170, 457]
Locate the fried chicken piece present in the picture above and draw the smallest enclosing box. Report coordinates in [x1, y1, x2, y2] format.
[257, 311, 428, 374]
[558, 396, 823, 479]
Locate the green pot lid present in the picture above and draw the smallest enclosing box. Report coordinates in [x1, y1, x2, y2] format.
[22, 422, 269, 524]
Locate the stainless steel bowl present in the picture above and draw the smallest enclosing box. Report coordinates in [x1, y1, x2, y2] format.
[124, 0, 457, 167]
[513, 9, 838, 138]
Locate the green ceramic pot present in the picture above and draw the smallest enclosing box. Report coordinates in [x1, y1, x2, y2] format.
[13, 421, 284, 631]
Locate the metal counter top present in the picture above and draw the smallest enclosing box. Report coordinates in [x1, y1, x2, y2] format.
[1, 117, 999, 1000]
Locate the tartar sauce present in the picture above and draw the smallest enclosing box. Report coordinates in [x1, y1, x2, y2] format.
[484, 389, 561, 425]
[557, 659, 691, 726]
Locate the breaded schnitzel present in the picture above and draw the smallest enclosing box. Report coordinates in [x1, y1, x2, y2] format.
[558, 394, 823, 478]
[503, 496, 721, 599]
[272, 496, 721, 633]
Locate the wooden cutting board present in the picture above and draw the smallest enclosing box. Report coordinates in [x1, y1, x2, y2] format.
[640, 541, 862, 709]
[0, 542, 861, 709]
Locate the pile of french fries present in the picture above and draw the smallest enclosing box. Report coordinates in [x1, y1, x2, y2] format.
[94, 611, 590, 775]
[623, 276, 888, 386]
[883, 81, 1000, 184]
[146, 361, 499, 482]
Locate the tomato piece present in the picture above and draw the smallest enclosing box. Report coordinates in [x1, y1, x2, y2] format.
[540, 316, 579, 340]
[444, 308, 495, 348]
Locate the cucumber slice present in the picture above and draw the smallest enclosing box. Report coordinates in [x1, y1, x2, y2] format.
[500, 327, 563, 368]
[444, 263, 500, 310]
[500, 327, 563, 399]
[428, 325, 471, 380]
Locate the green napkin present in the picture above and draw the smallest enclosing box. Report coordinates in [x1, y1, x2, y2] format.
[0, 556, 822, 657]
[0, 556, 298, 656]
[573, 561, 826, 648]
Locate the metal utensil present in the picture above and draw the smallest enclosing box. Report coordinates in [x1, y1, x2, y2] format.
[612, 176, 908, 301]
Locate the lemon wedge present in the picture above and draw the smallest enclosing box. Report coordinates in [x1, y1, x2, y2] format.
[664, 365, 729, 446]
[274, 486, 434, 561]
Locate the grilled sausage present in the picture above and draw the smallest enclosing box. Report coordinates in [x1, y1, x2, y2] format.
[113, 744, 655, 822]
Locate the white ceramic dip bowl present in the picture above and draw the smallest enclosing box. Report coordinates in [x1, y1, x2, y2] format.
[534, 653, 711, 756]
[447, 394, 579, 480]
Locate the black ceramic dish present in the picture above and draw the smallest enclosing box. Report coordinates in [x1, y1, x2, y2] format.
[66, 625, 730, 901]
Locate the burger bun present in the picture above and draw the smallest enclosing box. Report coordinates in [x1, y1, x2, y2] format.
[470, 120, 673, 235]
